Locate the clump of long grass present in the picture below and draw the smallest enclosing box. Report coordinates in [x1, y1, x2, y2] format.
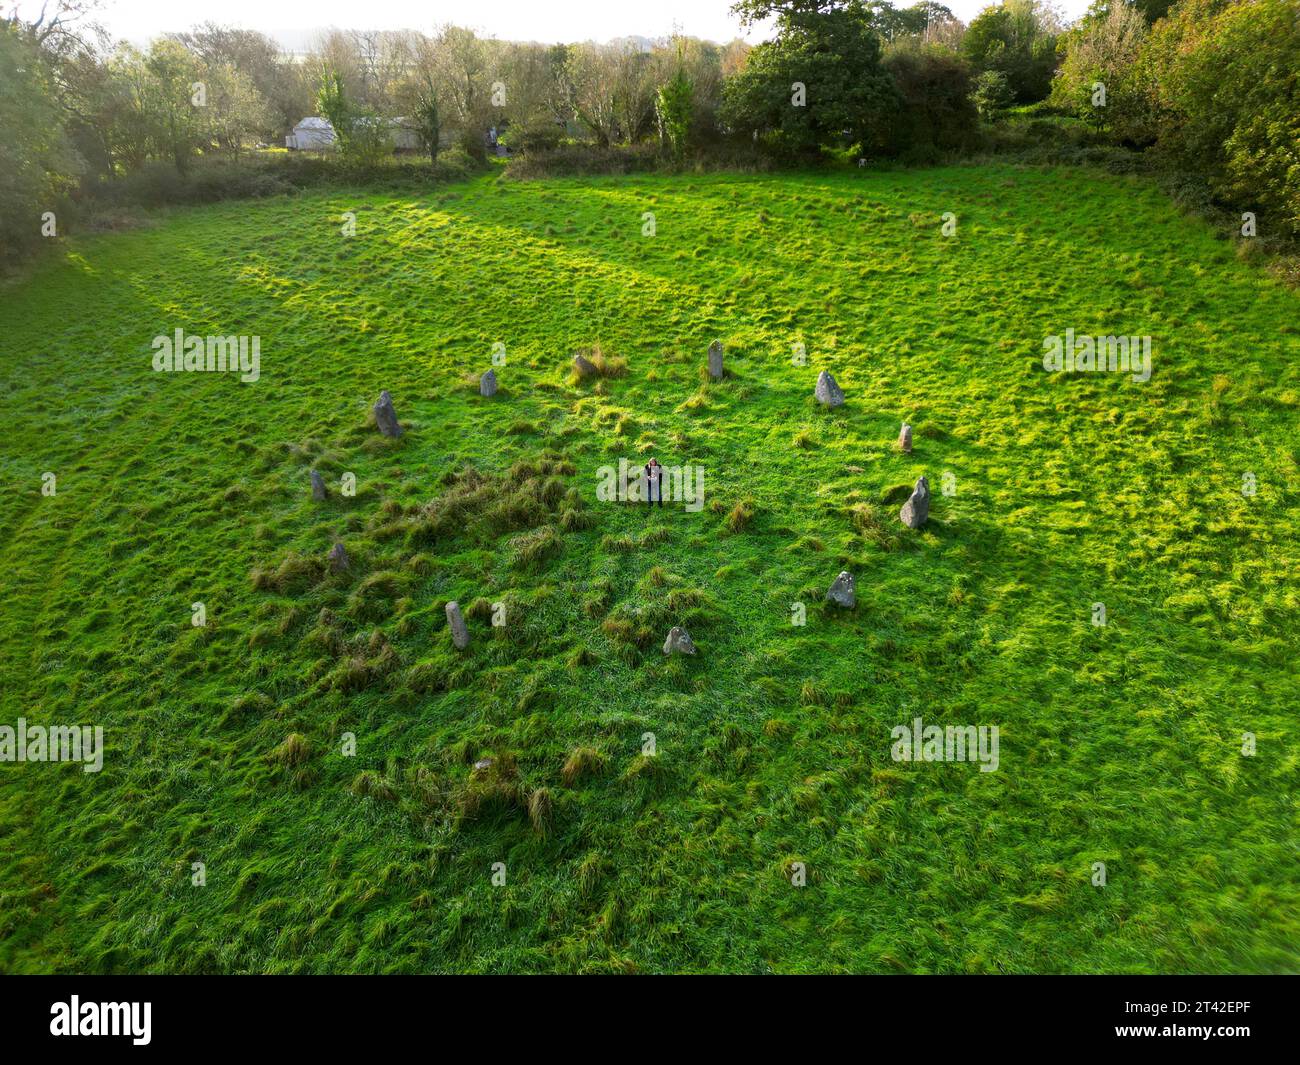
[561, 746, 607, 787]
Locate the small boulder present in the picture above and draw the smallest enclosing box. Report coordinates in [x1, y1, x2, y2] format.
[446, 600, 469, 650]
[899, 476, 930, 529]
[815, 370, 844, 408]
[898, 423, 913, 453]
[328, 542, 350, 573]
[572, 353, 596, 379]
[373, 390, 402, 437]
[663, 626, 697, 656]
[825, 571, 856, 608]
[479, 370, 498, 397]
[473, 757, 494, 772]
[707, 341, 724, 381]
[310, 469, 328, 501]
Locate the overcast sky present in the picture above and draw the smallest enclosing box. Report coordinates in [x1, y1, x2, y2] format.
[30, 0, 1094, 46]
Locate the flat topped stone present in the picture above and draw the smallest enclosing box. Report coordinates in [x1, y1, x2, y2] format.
[826, 571, 856, 608]
[707, 341, 724, 381]
[900, 476, 930, 529]
[479, 369, 498, 397]
[310, 469, 328, 501]
[446, 600, 469, 650]
[663, 626, 696, 656]
[473, 757, 494, 772]
[328, 542, 350, 573]
[898, 423, 913, 453]
[815, 370, 844, 408]
[572, 353, 596, 378]
[373, 390, 402, 437]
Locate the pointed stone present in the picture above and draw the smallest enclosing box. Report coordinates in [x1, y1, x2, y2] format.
[373, 390, 401, 437]
[328, 542, 350, 573]
[898, 423, 912, 453]
[707, 340, 724, 381]
[900, 476, 930, 529]
[572, 353, 596, 379]
[446, 600, 469, 650]
[815, 370, 844, 408]
[479, 369, 498, 397]
[825, 571, 855, 608]
[310, 469, 328, 501]
[663, 626, 697, 656]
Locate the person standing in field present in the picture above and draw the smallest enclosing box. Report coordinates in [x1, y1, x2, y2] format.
[644, 458, 664, 509]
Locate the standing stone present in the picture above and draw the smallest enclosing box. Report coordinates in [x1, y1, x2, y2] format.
[663, 626, 697, 656]
[815, 370, 845, 408]
[328, 542, 350, 573]
[825, 571, 856, 608]
[310, 469, 328, 501]
[446, 600, 469, 650]
[898, 424, 913, 453]
[572, 353, 596, 379]
[899, 476, 930, 529]
[373, 390, 402, 437]
[707, 341, 724, 381]
[480, 369, 498, 397]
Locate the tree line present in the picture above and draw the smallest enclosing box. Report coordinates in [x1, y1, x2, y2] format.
[2, 0, 1297, 266]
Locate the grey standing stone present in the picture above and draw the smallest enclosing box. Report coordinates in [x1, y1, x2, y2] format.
[663, 626, 697, 656]
[328, 542, 350, 573]
[310, 469, 328, 501]
[446, 600, 470, 650]
[815, 370, 844, 408]
[898, 423, 913, 453]
[480, 370, 498, 397]
[825, 571, 856, 608]
[373, 390, 402, 437]
[899, 476, 930, 529]
[707, 341, 724, 381]
[572, 353, 596, 379]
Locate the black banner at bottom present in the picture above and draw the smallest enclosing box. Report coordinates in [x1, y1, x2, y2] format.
[0, 974, 1290, 1052]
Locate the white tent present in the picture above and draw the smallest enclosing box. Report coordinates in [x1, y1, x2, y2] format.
[286, 117, 335, 150]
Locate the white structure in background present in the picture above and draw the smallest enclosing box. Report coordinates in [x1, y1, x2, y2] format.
[286, 117, 335, 150]
[285, 116, 421, 151]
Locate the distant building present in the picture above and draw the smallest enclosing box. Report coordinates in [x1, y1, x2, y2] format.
[284, 116, 421, 152]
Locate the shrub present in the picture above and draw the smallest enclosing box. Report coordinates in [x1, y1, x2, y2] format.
[971, 70, 1014, 122]
[1130, 0, 1300, 239]
[883, 44, 978, 156]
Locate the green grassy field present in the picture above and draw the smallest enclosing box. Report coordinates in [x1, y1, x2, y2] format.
[1, 163, 1297, 974]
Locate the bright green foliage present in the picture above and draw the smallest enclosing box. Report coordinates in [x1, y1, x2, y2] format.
[1130, 0, 1300, 239]
[1050, 2, 1148, 132]
[656, 66, 695, 161]
[1, 167, 1297, 973]
[961, 0, 1060, 105]
[721, 2, 901, 157]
